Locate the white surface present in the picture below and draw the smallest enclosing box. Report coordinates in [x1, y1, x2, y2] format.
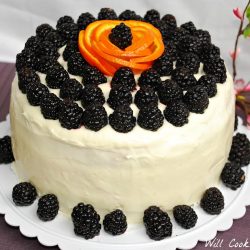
[0, 115, 250, 250]
[0, 0, 249, 79]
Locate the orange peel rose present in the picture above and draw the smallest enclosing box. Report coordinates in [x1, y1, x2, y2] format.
[78, 20, 165, 76]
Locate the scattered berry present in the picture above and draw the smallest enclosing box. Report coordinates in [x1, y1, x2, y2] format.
[180, 21, 196, 34]
[40, 93, 62, 120]
[183, 85, 209, 114]
[58, 23, 79, 41]
[119, 10, 142, 21]
[177, 35, 201, 54]
[109, 105, 136, 133]
[46, 65, 69, 89]
[228, 133, 250, 167]
[134, 86, 158, 109]
[12, 182, 37, 206]
[59, 101, 83, 129]
[82, 104, 108, 131]
[138, 68, 161, 91]
[71, 203, 101, 239]
[36, 24, 54, 39]
[221, 162, 245, 190]
[81, 84, 105, 109]
[111, 67, 136, 91]
[107, 85, 132, 109]
[176, 52, 200, 74]
[143, 206, 172, 241]
[171, 67, 197, 91]
[103, 209, 127, 235]
[60, 79, 83, 101]
[77, 12, 96, 30]
[173, 205, 198, 229]
[164, 101, 189, 127]
[197, 75, 217, 98]
[45, 31, 67, 48]
[17, 67, 40, 93]
[200, 187, 224, 215]
[144, 9, 160, 23]
[26, 82, 49, 106]
[82, 65, 107, 85]
[0, 136, 15, 164]
[98, 8, 118, 20]
[137, 105, 164, 131]
[152, 54, 173, 76]
[157, 79, 183, 105]
[56, 15, 74, 29]
[109, 23, 133, 50]
[63, 41, 79, 61]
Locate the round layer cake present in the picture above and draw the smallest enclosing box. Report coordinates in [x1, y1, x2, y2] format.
[10, 9, 235, 223]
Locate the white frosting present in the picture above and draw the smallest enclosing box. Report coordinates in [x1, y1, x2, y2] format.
[10, 51, 235, 223]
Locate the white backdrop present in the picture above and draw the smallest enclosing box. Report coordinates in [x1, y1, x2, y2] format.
[0, 0, 249, 79]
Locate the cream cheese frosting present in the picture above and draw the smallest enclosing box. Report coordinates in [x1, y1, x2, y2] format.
[10, 47, 235, 223]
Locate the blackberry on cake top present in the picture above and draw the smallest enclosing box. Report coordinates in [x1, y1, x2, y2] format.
[0, 136, 15, 164]
[63, 41, 79, 61]
[138, 68, 162, 91]
[26, 82, 49, 106]
[77, 12, 96, 30]
[98, 8, 118, 20]
[60, 79, 83, 101]
[36, 24, 54, 39]
[144, 9, 160, 23]
[161, 14, 177, 29]
[134, 86, 158, 109]
[152, 54, 173, 76]
[57, 22, 79, 41]
[198, 75, 217, 98]
[119, 10, 143, 21]
[81, 65, 107, 85]
[46, 65, 69, 89]
[67, 52, 88, 76]
[176, 52, 200, 74]
[56, 15, 74, 30]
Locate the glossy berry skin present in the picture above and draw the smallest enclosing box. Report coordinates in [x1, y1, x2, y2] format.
[0, 136, 15, 164]
[138, 68, 162, 91]
[177, 35, 201, 54]
[152, 55, 173, 76]
[98, 8, 118, 20]
[143, 206, 172, 241]
[46, 65, 69, 89]
[16, 49, 37, 71]
[103, 209, 127, 235]
[63, 41, 79, 61]
[200, 187, 224, 215]
[82, 65, 107, 85]
[144, 9, 160, 23]
[134, 86, 158, 109]
[26, 82, 49, 106]
[176, 52, 200, 74]
[67, 53, 88, 76]
[119, 10, 143, 21]
[12, 182, 37, 206]
[197, 75, 217, 98]
[45, 31, 67, 48]
[161, 14, 177, 29]
[180, 21, 196, 34]
[56, 15, 74, 30]
[36, 24, 54, 39]
[57, 23, 79, 41]
[60, 79, 83, 101]
[77, 12, 96, 30]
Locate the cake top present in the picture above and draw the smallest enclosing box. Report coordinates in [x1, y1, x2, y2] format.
[16, 8, 228, 133]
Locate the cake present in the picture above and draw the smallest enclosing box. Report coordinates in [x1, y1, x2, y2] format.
[7, 7, 240, 239]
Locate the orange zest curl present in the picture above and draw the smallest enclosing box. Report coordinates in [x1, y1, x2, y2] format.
[78, 20, 164, 76]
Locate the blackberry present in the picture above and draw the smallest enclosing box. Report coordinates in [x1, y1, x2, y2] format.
[25, 36, 41, 52]
[144, 9, 160, 23]
[111, 67, 136, 91]
[103, 209, 127, 235]
[176, 53, 200, 74]
[26, 82, 49, 106]
[138, 68, 161, 91]
[17, 67, 40, 93]
[0, 136, 15, 164]
[152, 54, 173, 76]
[81, 84, 105, 109]
[77, 12, 96, 30]
[63, 41, 79, 61]
[82, 104, 108, 131]
[200, 44, 220, 63]
[173, 205, 198, 229]
[200, 187, 224, 215]
[35, 55, 58, 74]
[109, 23, 132, 50]
[163, 41, 177, 61]
[164, 101, 189, 127]
[169, 27, 189, 45]
[183, 85, 209, 114]
[46, 65, 69, 89]
[177, 35, 201, 54]
[60, 79, 83, 101]
[197, 75, 217, 98]
[58, 23, 79, 41]
[45, 31, 67, 48]
[157, 79, 183, 105]
[16, 49, 37, 71]
[40, 93, 62, 120]
[194, 29, 211, 48]
[56, 15, 74, 29]
[82, 65, 107, 85]
[12, 182, 37, 206]
[171, 67, 197, 91]
[221, 162, 245, 190]
[37, 194, 59, 221]
[98, 8, 118, 20]
[119, 10, 143, 21]
[151, 20, 170, 39]
[180, 21, 196, 34]
[107, 85, 132, 110]
[134, 86, 158, 109]
[203, 57, 227, 83]
[137, 105, 164, 131]
[35, 41, 59, 59]
[59, 101, 83, 129]
[36, 24, 54, 39]
[161, 14, 177, 29]
[71, 203, 101, 239]
[229, 133, 250, 167]
[109, 105, 136, 133]
[234, 114, 238, 131]
[143, 206, 172, 241]
[67, 52, 88, 76]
